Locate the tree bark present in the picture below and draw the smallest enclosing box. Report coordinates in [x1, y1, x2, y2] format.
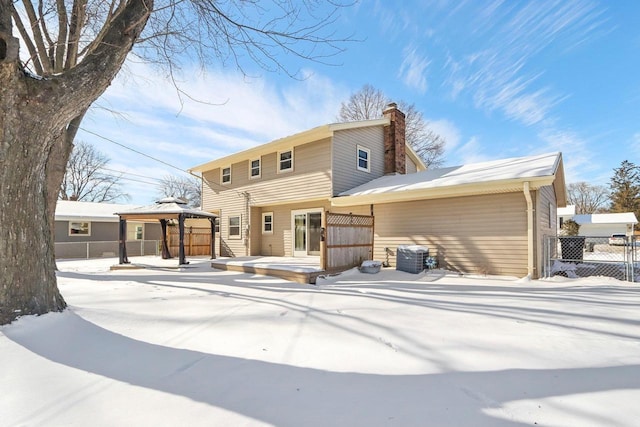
[0, 61, 66, 324]
[0, 0, 153, 324]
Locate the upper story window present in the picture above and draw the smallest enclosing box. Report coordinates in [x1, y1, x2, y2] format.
[250, 158, 261, 179]
[69, 221, 90, 236]
[262, 212, 273, 234]
[357, 145, 371, 173]
[221, 166, 231, 184]
[278, 150, 293, 173]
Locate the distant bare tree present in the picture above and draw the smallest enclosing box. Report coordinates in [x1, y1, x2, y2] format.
[337, 84, 446, 168]
[157, 175, 201, 208]
[60, 142, 129, 203]
[566, 182, 609, 214]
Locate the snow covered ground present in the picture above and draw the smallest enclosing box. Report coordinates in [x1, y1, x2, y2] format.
[2, 256, 640, 426]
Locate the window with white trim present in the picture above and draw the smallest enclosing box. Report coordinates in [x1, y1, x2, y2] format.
[278, 150, 293, 173]
[69, 221, 90, 236]
[250, 158, 261, 179]
[357, 145, 370, 172]
[127, 223, 144, 240]
[221, 166, 231, 184]
[229, 216, 241, 239]
[262, 212, 273, 234]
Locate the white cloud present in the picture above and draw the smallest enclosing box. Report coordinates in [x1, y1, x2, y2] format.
[452, 136, 492, 165]
[441, 0, 607, 126]
[537, 128, 601, 183]
[398, 46, 430, 94]
[427, 118, 461, 152]
[78, 62, 347, 204]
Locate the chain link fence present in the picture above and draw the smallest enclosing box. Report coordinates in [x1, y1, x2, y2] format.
[55, 240, 161, 260]
[543, 235, 638, 282]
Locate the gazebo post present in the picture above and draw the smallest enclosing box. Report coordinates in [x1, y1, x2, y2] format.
[118, 217, 129, 264]
[178, 213, 188, 265]
[209, 217, 216, 259]
[159, 219, 172, 259]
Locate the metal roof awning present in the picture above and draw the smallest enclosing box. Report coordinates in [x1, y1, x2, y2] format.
[115, 197, 218, 266]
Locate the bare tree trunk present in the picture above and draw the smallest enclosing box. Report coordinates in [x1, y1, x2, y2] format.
[0, 0, 152, 324]
[45, 113, 86, 234]
[0, 62, 66, 324]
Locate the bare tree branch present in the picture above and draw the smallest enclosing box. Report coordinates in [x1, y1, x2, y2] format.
[60, 140, 129, 202]
[156, 174, 201, 207]
[338, 84, 446, 168]
[567, 182, 610, 214]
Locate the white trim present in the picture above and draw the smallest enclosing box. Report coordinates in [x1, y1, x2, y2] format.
[262, 212, 274, 234]
[228, 215, 241, 239]
[249, 158, 261, 179]
[69, 221, 91, 236]
[356, 145, 371, 173]
[278, 149, 294, 173]
[221, 166, 231, 185]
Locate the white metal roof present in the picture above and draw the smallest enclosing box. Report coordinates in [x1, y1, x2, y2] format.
[116, 197, 217, 220]
[557, 205, 576, 216]
[333, 152, 563, 206]
[573, 212, 638, 225]
[55, 200, 141, 222]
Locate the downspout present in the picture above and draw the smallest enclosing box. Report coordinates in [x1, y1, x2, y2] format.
[243, 191, 250, 256]
[523, 182, 534, 278]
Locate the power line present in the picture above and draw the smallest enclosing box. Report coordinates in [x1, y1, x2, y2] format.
[100, 166, 166, 184]
[77, 126, 192, 176]
[75, 124, 241, 197]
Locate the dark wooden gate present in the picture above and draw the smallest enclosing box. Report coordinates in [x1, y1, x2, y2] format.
[168, 227, 212, 256]
[323, 212, 374, 272]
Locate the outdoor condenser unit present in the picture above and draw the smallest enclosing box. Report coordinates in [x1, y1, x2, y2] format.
[396, 245, 429, 274]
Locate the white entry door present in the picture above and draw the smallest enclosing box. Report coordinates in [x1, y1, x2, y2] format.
[292, 209, 322, 257]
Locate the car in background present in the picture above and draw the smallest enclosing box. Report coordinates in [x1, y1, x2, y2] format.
[608, 234, 627, 246]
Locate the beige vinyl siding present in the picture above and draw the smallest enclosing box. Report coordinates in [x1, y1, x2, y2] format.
[406, 156, 418, 174]
[202, 168, 248, 257]
[240, 201, 331, 256]
[200, 140, 333, 257]
[370, 192, 529, 277]
[250, 207, 262, 255]
[330, 204, 372, 216]
[535, 184, 558, 278]
[332, 126, 386, 195]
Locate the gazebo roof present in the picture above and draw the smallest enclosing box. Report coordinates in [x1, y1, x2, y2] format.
[115, 197, 218, 221]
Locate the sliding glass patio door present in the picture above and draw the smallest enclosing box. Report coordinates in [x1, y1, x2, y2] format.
[292, 209, 322, 257]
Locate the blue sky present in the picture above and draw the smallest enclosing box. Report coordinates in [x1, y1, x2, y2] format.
[78, 0, 640, 205]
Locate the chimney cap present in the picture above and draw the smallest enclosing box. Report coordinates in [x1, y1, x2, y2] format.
[383, 102, 398, 112]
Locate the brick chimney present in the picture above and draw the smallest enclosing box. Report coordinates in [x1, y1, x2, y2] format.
[383, 103, 406, 175]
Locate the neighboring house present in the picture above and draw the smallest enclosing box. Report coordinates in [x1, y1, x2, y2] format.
[54, 200, 162, 258]
[191, 104, 566, 278]
[557, 205, 576, 230]
[558, 206, 637, 236]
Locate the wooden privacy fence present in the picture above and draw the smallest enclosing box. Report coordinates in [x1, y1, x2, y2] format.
[168, 227, 212, 257]
[323, 212, 374, 272]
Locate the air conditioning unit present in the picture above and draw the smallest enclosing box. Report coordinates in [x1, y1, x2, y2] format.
[396, 245, 429, 274]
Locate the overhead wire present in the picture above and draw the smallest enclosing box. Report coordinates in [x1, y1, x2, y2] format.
[75, 124, 248, 198]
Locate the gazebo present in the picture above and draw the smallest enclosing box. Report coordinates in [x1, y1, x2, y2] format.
[115, 197, 218, 265]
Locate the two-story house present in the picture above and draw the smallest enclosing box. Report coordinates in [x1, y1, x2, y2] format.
[191, 104, 566, 278]
[190, 103, 424, 258]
